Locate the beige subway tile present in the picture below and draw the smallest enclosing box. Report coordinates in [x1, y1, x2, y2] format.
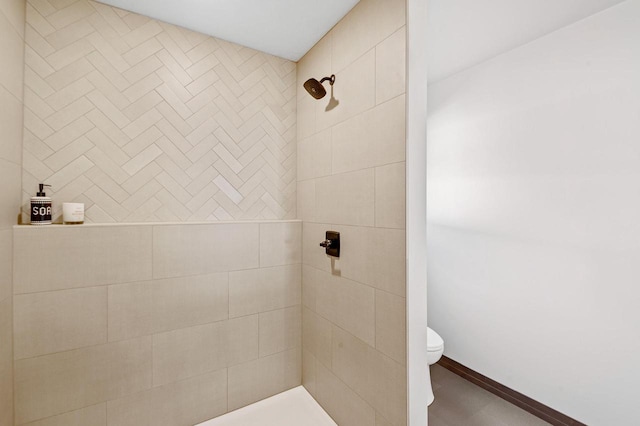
[316, 50, 375, 131]
[0, 297, 13, 426]
[107, 369, 227, 426]
[302, 307, 332, 369]
[14, 336, 152, 424]
[259, 306, 301, 357]
[0, 10, 25, 100]
[376, 27, 406, 104]
[315, 361, 375, 426]
[375, 291, 406, 366]
[14, 287, 107, 359]
[23, 404, 106, 426]
[13, 226, 153, 294]
[152, 272, 228, 333]
[331, 95, 405, 175]
[0, 85, 23, 164]
[297, 129, 332, 181]
[152, 223, 259, 278]
[227, 314, 259, 367]
[331, 0, 405, 72]
[315, 169, 375, 227]
[332, 226, 406, 297]
[259, 221, 302, 267]
[227, 348, 301, 411]
[229, 264, 300, 318]
[108, 281, 153, 342]
[302, 222, 332, 272]
[331, 326, 407, 425]
[153, 321, 227, 386]
[375, 162, 406, 229]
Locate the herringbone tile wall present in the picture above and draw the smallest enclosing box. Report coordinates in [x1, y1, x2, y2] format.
[22, 0, 296, 223]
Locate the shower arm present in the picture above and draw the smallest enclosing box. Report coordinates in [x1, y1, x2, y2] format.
[319, 75, 336, 86]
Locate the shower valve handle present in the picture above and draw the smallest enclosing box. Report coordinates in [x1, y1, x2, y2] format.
[319, 231, 340, 258]
[319, 240, 332, 248]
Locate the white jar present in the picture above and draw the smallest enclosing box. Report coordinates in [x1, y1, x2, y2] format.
[62, 203, 84, 224]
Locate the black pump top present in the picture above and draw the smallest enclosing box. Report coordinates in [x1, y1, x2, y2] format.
[37, 183, 51, 197]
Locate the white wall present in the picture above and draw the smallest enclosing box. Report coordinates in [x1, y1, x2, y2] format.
[426, 1, 640, 424]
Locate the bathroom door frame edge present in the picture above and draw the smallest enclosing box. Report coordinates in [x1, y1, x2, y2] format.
[406, 0, 429, 425]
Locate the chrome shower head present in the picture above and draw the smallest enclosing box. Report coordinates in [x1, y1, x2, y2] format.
[303, 74, 335, 99]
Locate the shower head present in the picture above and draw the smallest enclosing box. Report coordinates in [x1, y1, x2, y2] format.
[303, 74, 335, 99]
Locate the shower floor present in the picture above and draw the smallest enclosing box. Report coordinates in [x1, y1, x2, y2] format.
[197, 386, 337, 426]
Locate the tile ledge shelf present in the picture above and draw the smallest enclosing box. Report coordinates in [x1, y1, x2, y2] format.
[14, 219, 302, 229]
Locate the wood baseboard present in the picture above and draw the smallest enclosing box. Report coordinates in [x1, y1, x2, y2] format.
[437, 356, 587, 426]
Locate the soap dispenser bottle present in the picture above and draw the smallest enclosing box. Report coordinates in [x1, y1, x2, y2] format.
[31, 184, 52, 225]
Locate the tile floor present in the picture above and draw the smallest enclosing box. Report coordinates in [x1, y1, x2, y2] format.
[429, 364, 552, 426]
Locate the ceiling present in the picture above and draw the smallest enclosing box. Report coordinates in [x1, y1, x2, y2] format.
[97, 0, 360, 61]
[427, 0, 627, 83]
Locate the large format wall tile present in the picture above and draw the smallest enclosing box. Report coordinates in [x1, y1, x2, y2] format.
[331, 95, 405, 175]
[14, 336, 152, 424]
[107, 281, 153, 342]
[0, 0, 25, 38]
[331, 327, 407, 426]
[0, 85, 23, 164]
[315, 361, 375, 426]
[0, 9, 24, 100]
[152, 223, 258, 278]
[302, 265, 375, 346]
[315, 168, 375, 227]
[152, 272, 228, 333]
[258, 306, 301, 357]
[22, 404, 106, 426]
[330, 0, 405, 73]
[13, 225, 153, 294]
[227, 347, 301, 411]
[22, 0, 296, 223]
[0, 298, 13, 426]
[259, 221, 302, 267]
[302, 307, 332, 369]
[152, 321, 227, 386]
[375, 290, 406, 366]
[375, 27, 405, 105]
[14, 287, 107, 359]
[331, 226, 406, 297]
[228, 264, 301, 318]
[0, 159, 21, 227]
[107, 369, 227, 426]
[14, 221, 302, 425]
[297, 0, 407, 424]
[375, 162, 405, 229]
[0, 229, 12, 303]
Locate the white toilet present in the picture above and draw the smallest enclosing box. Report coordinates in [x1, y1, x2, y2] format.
[426, 327, 444, 405]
